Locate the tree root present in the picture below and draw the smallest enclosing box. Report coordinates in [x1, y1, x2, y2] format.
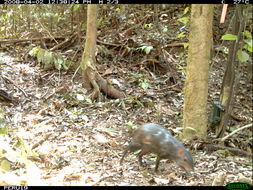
[83, 67, 125, 101]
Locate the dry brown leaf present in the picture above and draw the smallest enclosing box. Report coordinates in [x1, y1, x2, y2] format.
[110, 138, 119, 147]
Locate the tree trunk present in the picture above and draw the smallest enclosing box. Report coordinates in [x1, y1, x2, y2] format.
[183, 5, 214, 140]
[80, 5, 125, 101]
[216, 5, 245, 138]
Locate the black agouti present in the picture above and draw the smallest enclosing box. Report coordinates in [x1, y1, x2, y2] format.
[120, 123, 194, 172]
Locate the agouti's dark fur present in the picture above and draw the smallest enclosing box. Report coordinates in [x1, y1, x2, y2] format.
[120, 123, 194, 172]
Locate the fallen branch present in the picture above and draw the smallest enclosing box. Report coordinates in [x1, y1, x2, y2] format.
[205, 143, 252, 157]
[0, 36, 66, 44]
[164, 43, 185, 47]
[221, 123, 252, 142]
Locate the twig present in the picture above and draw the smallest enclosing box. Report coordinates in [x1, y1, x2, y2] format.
[32, 132, 52, 149]
[2, 75, 28, 97]
[35, 17, 58, 44]
[71, 64, 81, 83]
[96, 39, 121, 47]
[206, 144, 252, 157]
[41, 87, 50, 99]
[221, 123, 252, 142]
[163, 43, 185, 47]
[44, 88, 56, 100]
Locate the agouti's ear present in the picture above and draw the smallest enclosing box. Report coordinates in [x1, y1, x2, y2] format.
[177, 149, 185, 157]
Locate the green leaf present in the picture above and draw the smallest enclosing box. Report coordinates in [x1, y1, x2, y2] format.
[183, 43, 189, 49]
[44, 13, 54, 18]
[134, 74, 144, 77]
[126, 121, 138, 130]
[85, 98, 92, 104]
[221, 34, 237, 41]
[28, 47, 40, 56]
[215, 149, 230, 155]
[162, 26, 168, 33]
[21, 146, 29, 166]
[137, 46, 153, 55]
[184, 7, 189, 15]
[176, 32, 186, 39]
[144, 23, 153, 28]
[54, 58, 63, 70]
[243, 30, 252, 39]
[116, 8, 121, 14]
[140, 79, 149, 89]
[0, 125, 8, 135]
[177, 69, 186, 73]
[37, 48, 46, 63]
[73, 4, 80, 11]
[177, 17, 189, 25]
[21, 137, 38, 157]
[243, 39, 253, 52]
[1, 159, 11, 171]
[184, 127, 197, 135]
[144, 46, 153, 55]
[244, 39, 252, 46]
[237, 50, 249, 62]
[43, 51, 53, 65]
[243, 44, 252, 53]
[63, 60, 71, 70]
[98, 18, 104, 26]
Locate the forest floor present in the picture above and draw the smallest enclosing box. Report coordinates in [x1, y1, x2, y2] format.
[0, 6, 252, 186]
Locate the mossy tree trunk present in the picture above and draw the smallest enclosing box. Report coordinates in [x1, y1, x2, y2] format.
[80, 5, 125, 101]
[183, 5, 214, 140]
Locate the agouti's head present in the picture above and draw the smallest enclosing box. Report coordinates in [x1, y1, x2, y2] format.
[175, 148, 194, 172]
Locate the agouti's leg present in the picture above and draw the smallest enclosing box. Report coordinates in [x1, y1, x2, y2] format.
[120, 143, 141, 164]
[138, 146, 150, 167]
[155, 156, 161, 172]
[120, 149, 129, 165]
[138, 155, 143, 166]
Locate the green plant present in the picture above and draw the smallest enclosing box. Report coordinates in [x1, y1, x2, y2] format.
[221, 31, 252, 63]
[176, 6, 190, 40]
[140, 79, 149, 90]
[136, 45, 153, 55]
[126, 121, 138, 130]
[29, 47, 72, 70]
[133, 74, 150, 90]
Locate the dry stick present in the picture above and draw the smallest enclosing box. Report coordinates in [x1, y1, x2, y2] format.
[49, 37, 70, 51]
[35, 17, 58, 44]
[164, 43, 185, 47]
[0, 36, 121, 47]
[71, 64, 81, 84]
[221, 123, 253, 142]
[2, 75, 28, 97]
[45, 88, 56, 100]
[96, 39, 121, 47]
[219, 158, 252, 166]
[32, 133, 52, 149]
[220, 4, 228, 24]
[206, 144, 251, 157]
[162, 49, 184, 71]
[41, 87, 50, 99]
[120, 16, 148, 37]
[0, 36, 66, 44]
